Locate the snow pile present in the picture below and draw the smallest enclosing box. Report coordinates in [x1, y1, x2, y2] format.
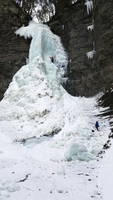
[0, 21, 110, 162]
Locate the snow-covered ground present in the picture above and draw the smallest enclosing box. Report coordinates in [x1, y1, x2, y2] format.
[98, 139, 113, 200]
[0, 134, 104, 200]
[0, 125, 111, 200]
[0, 21, 112, 200]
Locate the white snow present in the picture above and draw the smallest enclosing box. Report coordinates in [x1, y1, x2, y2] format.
[0, 21, 112, 200]
[72, 0, 77, 4]
[98, 140, 113, 200]
[86, 50, 96, 59]
[87, 24, 94, 31]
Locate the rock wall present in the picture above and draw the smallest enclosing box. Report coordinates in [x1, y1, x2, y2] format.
[50, 0, 113, 96]
[0, 0, 30, 99]
[94, 0, 113, 92]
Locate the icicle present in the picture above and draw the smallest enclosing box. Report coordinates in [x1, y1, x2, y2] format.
[85, 0, 93, 15]
[87, 24, 94, 31]
[86, 50, 96, 59]
[72, 0, 77, 4]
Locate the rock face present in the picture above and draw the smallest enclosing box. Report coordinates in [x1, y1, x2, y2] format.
[49, 0, 113, 96]
[0, 0, 30, 99]
[0, 0, 113, 98]
[94, 0, 113, 92]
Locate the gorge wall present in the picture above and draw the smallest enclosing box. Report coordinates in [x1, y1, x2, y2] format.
[0, 0, 30, 99]
[0, 0, 113, 99]
[50, 0, 113, 96]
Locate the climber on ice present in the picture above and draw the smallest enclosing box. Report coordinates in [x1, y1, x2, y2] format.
[50, 56, 54, 63]
[95, 121, 99, 131]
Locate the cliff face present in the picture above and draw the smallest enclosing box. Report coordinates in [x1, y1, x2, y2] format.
[50, 0, 113, 96]
[0, 0, 30, 99]
[94, 0, 113, 92]
[0, 0, 113, 98]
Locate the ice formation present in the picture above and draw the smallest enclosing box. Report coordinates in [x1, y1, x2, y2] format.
[86, 50, 96, 59]
[72, 0, 77, 4]
[0, 21, 109, 162]
[87, 24, 94, 31]
[85, 0, 93, 15]
[16, 0, 23, 7]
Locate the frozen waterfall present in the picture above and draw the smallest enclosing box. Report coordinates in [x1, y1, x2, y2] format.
[0, 21, 109, 162]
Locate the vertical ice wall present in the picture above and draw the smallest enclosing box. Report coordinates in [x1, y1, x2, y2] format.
[15, 21, 68, 94]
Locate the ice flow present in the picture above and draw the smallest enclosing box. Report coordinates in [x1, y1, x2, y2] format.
[0, 21, 109, 162]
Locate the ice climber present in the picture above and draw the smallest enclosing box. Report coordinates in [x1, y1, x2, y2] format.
[95, 121, 99, 131]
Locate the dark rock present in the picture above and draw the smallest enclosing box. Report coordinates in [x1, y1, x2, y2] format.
[43, 128, 61, 137]
[77, 172, 84, 175]
[85, 174, 89, 176]
[49, 0, 113, 96]
[103, 140, 111, 149]
[93, 0, 113, 95]
[49, 0, 94, 96]
[97, 192, 101, 196]
[57, 190, 63, 193]
[0, 0, 30, 99]
[1, 0, 113, 98]
[109, 133, 113, 139]
[18, 173, 31, 182]
[98, 90, 113, 121]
